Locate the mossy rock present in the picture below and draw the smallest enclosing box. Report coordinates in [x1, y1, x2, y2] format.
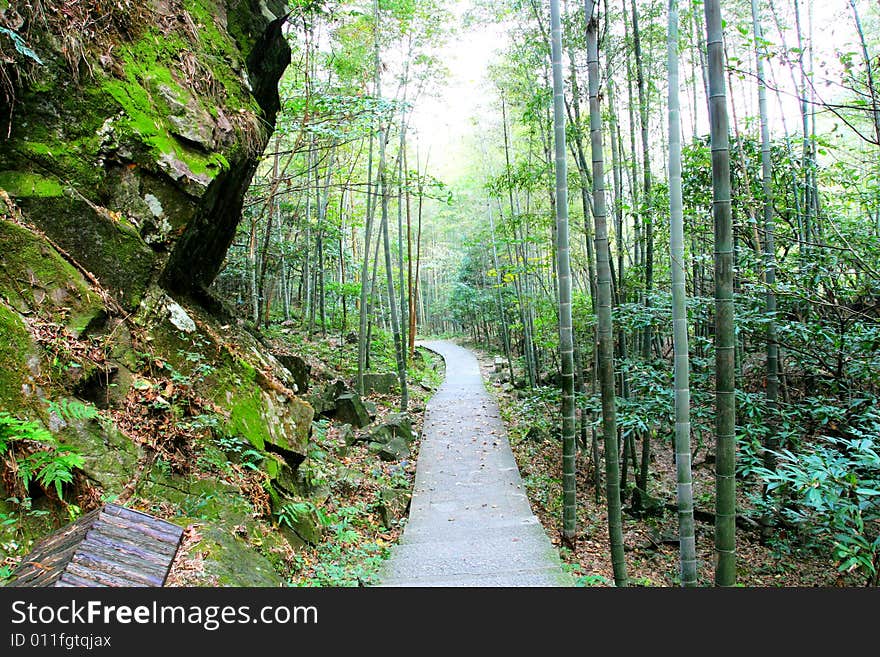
[12, 195, 156, 310]
[369, 436, 410, 462]
[130, 288, 313, 459]
[218, 373, 313, 457]
[362, 372, 398, 394]
[177, 523, 285, 587]
[333, 393, 370, 428]
[366, 413, 414, 445]
[273, 494, 322, 546]
[1, 0, 290, 303]
[377, 487, 411, 530]
[335, 467, 365, 493]
[0, 220, 106, 336]
[0, 302, 51, 412]
[262, 452, 298, 495]
[138, 466, 257, 524]
[55, 412, 143, 496]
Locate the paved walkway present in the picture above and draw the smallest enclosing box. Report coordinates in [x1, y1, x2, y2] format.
[378, 341, 571, 587]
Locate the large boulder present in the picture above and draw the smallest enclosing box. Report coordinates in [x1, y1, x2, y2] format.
[0, 0, 291, 307]
[362, 372, 398, 395]
[275, 353, 311, 393]
[333, 393, 370, 429]
[0, 1, 328, 589]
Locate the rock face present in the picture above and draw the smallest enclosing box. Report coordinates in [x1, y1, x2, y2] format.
[0, 0, 291, 307]
[0, 3, 325, 586]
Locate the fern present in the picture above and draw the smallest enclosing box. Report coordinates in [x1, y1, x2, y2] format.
[0, 411, 84, 501]
[0, 412, 54, 452]
[0, 26, 43, 65]
[17, 448, 84, 499]
[47, 399, 100, 423]
[276, 501, 315, 529]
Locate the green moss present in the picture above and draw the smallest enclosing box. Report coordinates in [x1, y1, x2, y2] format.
[0, 303, 31, 408]
[14, 195, 154, 309]
[100, 69, 228, 180]
[0, 172, 64, 198]
[226, 384, 268, 451]
[185, 524, 285, 586]
[57, 415, 142, 495]
[182, 0, 262, 112]
[21, 142, 56, 157]
[0, 220, 105, 334]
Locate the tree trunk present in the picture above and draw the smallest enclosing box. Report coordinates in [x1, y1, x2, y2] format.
[550, 0, 577, 543]
[586, 0, 627, 587]
[357, 0, 381, 395]
[631, 0, 655, 363]
[668, 0, 698, 587]
[704, 0, 737, 586]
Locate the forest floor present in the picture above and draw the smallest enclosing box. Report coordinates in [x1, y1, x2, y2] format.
[260, 326, 443, 586]
[120, 326, 442, 587]
[466, 341, 852, 587]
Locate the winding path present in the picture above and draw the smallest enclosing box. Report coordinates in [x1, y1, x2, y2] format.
[379, 341, 571, 587]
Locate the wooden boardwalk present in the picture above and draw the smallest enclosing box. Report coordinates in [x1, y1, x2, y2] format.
[5, 503, 184, 587]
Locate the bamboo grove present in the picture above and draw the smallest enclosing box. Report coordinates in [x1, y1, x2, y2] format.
[214, 0, 453, 403]
[218, 0, 880, 586]
[445, 0, 880, 586]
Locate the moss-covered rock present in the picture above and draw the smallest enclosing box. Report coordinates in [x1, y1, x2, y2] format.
[0, 0, 291, 307]
[0, 219, 105, 336]
[176, 523, 285, 587]
[55, 412, 142, 496]
[0, 302, 38, 409]
[0, 1, 319, 587]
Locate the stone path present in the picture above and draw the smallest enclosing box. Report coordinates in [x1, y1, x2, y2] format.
[378, 341, 571, 587]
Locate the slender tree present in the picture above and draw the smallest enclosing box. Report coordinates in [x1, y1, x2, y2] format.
[586, 0, 627, 586]
[379, 126, 409, 411]
[751, 0, 779, 543]
[356, 0, 382, 395]
[704, 0, 736, 586]
[668, 0, 698, 587]
[549, 0, 576, 543]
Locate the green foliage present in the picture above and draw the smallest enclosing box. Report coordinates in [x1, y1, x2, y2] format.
[276, 499, 325, 530]
[0, 412, 84, 502]
[0, 26, 43, 65]
[46, 399, 100, 423]
[575, 573, 611, 587]
[754, 426, 880, 584]
[289, 501, 391, 587]
[15, 448, 82, 500]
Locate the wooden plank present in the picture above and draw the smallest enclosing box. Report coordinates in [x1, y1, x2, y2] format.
[96, 512, 184, 548]
[88, 520, 178, 562]
[102, 505, 184, 543]
[7, 504, 185, 588]
[55, 572, 102, 587]
[64, 560, 145, 587]
[80, 533, 169, 577]
[70, 550, 161, 587]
